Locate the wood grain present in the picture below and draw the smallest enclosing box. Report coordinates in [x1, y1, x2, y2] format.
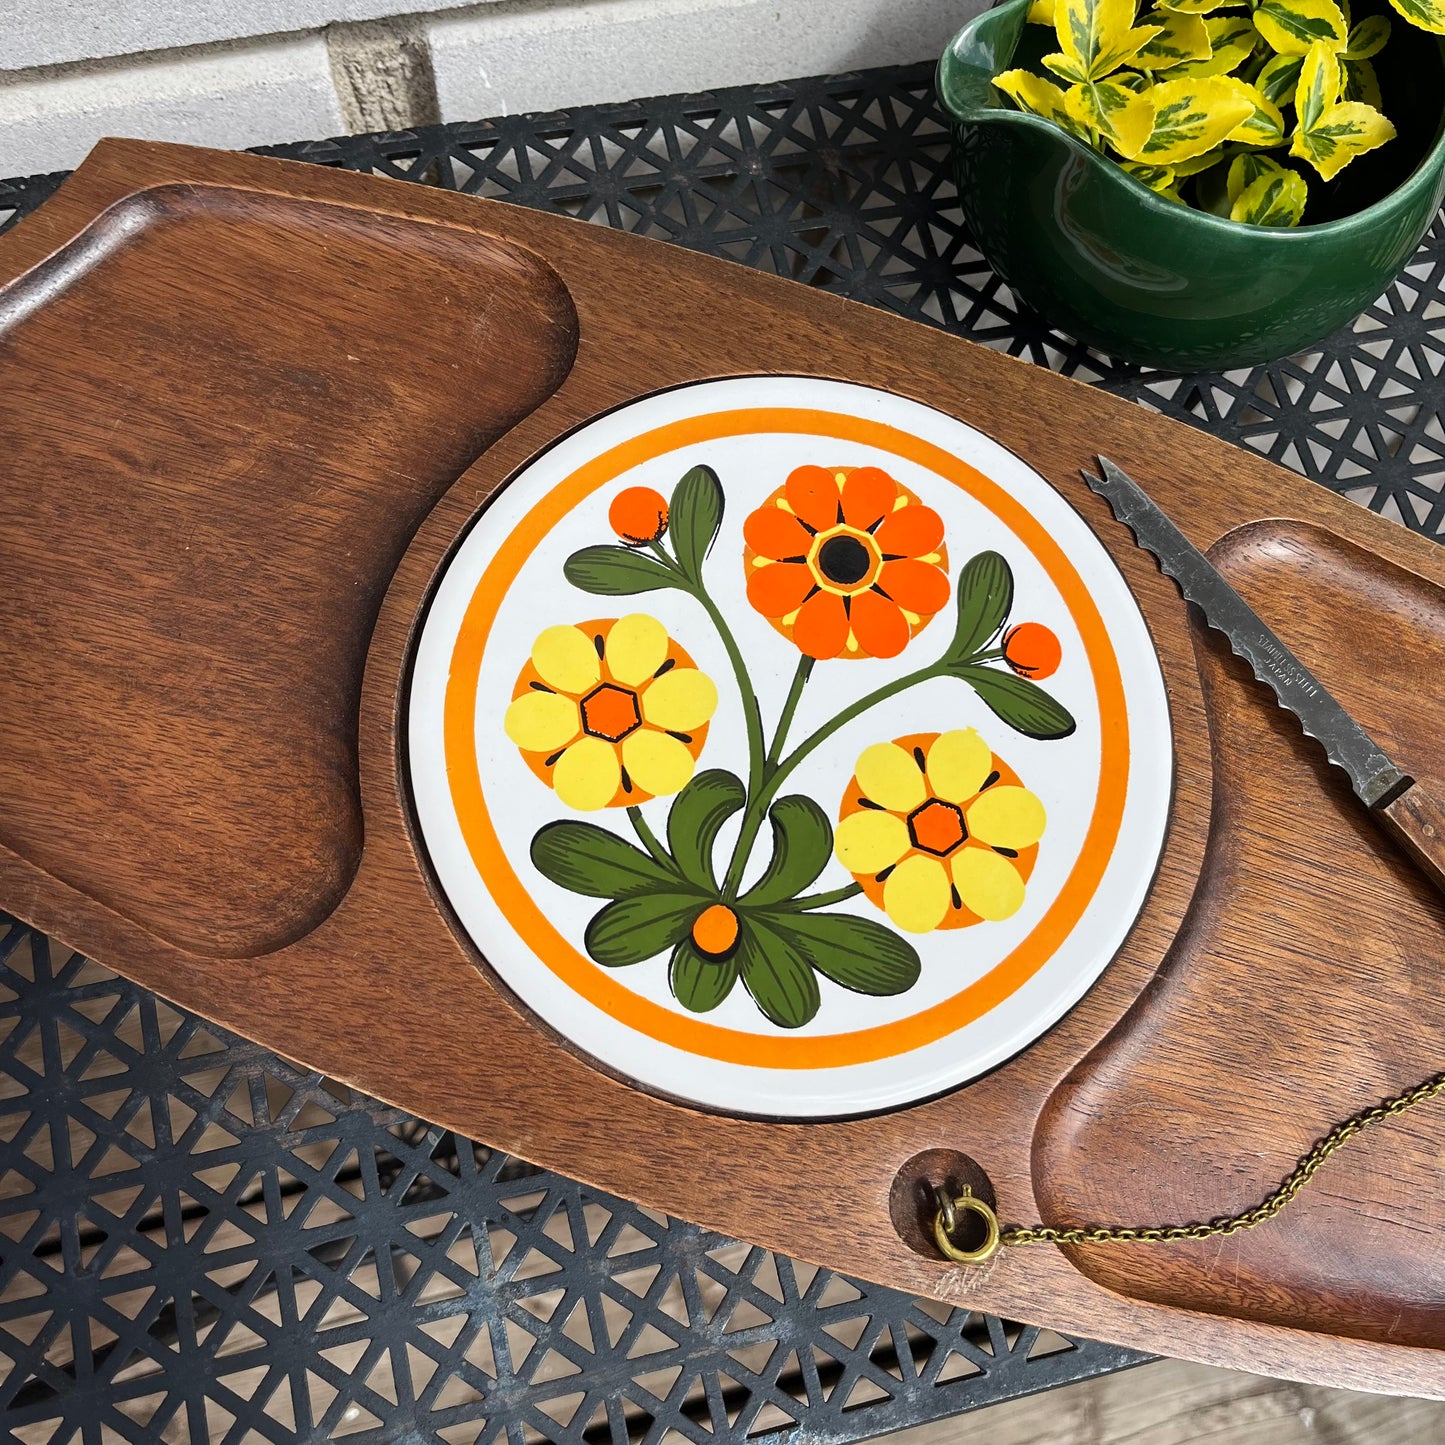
[1381, 784, 1445, 896]
[0, 140, 1443, 1395]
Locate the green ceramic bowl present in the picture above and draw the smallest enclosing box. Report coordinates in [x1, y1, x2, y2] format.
[937, 0, 1445, 370]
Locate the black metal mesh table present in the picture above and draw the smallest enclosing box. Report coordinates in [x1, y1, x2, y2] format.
[3, 60, 1443, 1445]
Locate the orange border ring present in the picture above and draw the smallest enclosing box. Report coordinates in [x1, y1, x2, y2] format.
[441, 408, 1129, 1071]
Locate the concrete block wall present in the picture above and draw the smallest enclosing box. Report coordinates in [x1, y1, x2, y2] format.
[0, 0, 980, 178]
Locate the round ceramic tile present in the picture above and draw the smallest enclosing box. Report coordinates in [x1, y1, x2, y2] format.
[407, 377, 1172, 1119]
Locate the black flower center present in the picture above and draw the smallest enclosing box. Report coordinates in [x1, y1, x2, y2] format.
[816, 533, 872, 586]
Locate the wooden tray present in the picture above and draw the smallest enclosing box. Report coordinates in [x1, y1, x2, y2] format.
[2, 138, 1443, 1395]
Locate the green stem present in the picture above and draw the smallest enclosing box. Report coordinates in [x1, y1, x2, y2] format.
[627, 806, 673, 869]
[720, 658, 948, 899]
[773, 882, 863, 912]
[765, 656, 814, 770]
[692, 584, 767, 800]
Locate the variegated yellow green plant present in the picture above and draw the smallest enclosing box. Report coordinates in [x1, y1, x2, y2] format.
[997, 0, 1429, 226]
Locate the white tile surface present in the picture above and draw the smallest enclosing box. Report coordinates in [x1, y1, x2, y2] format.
[428, 0, 980, 121]
[0, 33, 346, 176]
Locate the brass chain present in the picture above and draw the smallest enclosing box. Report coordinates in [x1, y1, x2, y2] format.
[934, 1069, 1445, 1262]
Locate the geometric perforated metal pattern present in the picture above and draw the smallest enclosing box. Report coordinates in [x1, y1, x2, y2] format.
[3, 58, 1443, 1442]
[0, 918, 1143, 1443]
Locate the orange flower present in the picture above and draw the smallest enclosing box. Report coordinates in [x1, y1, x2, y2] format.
[743, 465, 949, 660]
[609, 486, 669, 546]
[1003, 622, 1061, 679]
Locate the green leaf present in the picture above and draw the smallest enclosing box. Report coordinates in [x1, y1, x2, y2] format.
[768, 912, 922, 996]
[993, 69, 1097, 142]
[1222, 79, 1287, 147]
[739, 796, 834, 909]
[1290, 42, 1394, 181]
[666, 770, 746, 889]
[1046, 0, 1164, 81]
[1385, 0, 1445, 33]
[1162, 15, 1257, 76]
[1171, 145, 1227, 175]
[585, 892, 703, 967]
[738, 919, 821, 1028]
[957, 666, 1077, 739]
[1120, 159, 1179, 191]
[1230, 166, 1308, 224]
[1342, 14, 1389, 55]
[1156, 0, 1234, 12]
[670, 465, 724, 582]
[564, 545, 679, 596]
[669, 939, 739, 1012]
[1135, 10, 1211, 67]
[1342, 57, 1381, 107]
[1138, 75, 1257, 164]
[948, 551, 1014, 661]
[1065, 78, 1156, 157]
[1227, 149, 1289, 203]
[532, 820, 687, 898]
[1257, 53, 1303, 105]
[1253, 0, 1347, 53]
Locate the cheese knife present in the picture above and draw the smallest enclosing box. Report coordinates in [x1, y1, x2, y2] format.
[1084, 455, 1445, 898]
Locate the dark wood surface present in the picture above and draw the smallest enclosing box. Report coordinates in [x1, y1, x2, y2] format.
[1382, 783, 1445, 896]
[1, 138, 1443, 1396]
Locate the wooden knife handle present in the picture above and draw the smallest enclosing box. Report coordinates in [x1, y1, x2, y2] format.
[1379, 782, 1445, 898]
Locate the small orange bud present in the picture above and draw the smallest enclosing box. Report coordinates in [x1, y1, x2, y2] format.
[691, 904, 740, 959]
[609, 486, 669, 546]
[1003, 622, 1061, 680]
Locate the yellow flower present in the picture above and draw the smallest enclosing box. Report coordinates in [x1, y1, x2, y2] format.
[505, 615, 717, 810]
[834, 730, 1046, 934]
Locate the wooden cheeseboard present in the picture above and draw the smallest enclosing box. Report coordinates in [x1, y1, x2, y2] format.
[1, 137, 1443, 1394]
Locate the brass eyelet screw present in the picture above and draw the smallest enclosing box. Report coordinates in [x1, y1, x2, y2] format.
[931, 1184, 1001, 1265]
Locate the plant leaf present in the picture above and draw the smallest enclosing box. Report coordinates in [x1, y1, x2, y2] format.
[1136, 9, 1211, 66]
[669, 465, 724, 582]
[1230, 166, 1308, 224]
[738, 919, 821, 1028]
[1066, 78, 1157, 157]
[1291, 42, 1393, 181]
[994, 68, 1096, 141]
[1385, 0, 1445, 33]
[1291, 98, 1395, 179]
[585, 892, 702, 967]
[669, 939, 738, 1012]
[564, 545, 679, 596]
[1171, 145, 1227, 175]
[666, 769, 746, 889]
[1046, 0, 1164, 82]
[1028, 0, 1056, 21]
[1156, 0, 1231, 12]
[947, 550, 1014, 661]
[1221, 79, 1287, 146]
[1138, 75, 1257, 164]
[1253, 0, 1347, 53]
[1257, 53, 1304, 105]
[768, 912, 922, 996]
[1342, 14, 1389, 54]
[957, 666, 1077, 739]
[1161, 16, 1258, 76]
[532, 820, 688, 898]
[1295, 40, 1342, 132]
[1342, 57, 1381, 108]
[1121, 159, 1179, 191]
[740, 796, 834, 908]
[1227, 149, 1290, 203]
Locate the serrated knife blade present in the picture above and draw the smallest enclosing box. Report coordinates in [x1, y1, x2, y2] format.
[1083, 455, 1411, 810]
